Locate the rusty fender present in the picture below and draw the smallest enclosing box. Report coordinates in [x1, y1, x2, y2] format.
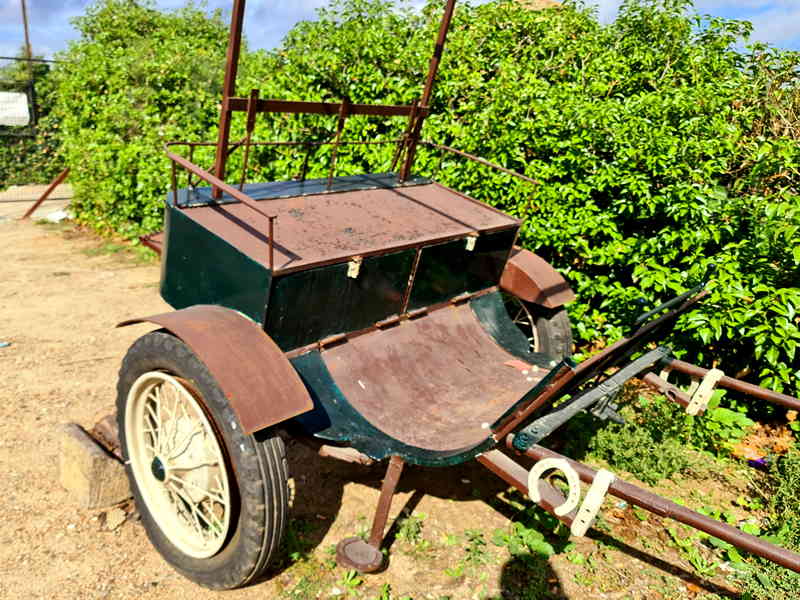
[499, 247, 575, 309]
[118, 305, 313, 435]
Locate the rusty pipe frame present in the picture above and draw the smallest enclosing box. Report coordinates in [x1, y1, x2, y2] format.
[662, 358, 800, 412]
[21, 167, 70, 220]
[489, 440, 800, 573]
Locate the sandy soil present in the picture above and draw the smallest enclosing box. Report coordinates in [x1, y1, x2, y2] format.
[0, 206, 745, 600]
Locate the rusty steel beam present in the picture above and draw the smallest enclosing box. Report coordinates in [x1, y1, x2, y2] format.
[400, 0, 458, 180]
[423, 141, 540, 185]
[664, 359, 800, 412]
[212, 0, 246, 199]
[517, 442, 800, 573]
[21, 167, 70, 220]
[226, 97, 424, 118]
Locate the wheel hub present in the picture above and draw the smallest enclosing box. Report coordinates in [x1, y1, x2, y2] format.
[151, 456, 167, 482]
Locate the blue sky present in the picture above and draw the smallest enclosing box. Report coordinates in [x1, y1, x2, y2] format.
[1, 0, 799, 61]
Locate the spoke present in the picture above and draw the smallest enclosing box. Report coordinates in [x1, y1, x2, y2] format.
[168, 425, 205, 460]
[170, 483, 214, 540]
[168, 485, 207, 539]
[171, 473, 227, 506]
[170, 461, 220, 472]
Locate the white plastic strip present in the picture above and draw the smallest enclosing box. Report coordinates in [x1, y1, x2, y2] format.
[528, 457, 581, 517]
[686, 368, 724, 416]
[570, 469, 616, 537]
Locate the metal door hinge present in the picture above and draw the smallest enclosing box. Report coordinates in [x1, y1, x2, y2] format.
[347, 256, 363, 279]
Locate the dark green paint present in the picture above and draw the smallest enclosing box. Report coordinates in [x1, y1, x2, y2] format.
[160, 199, 271, 323]
[265, 250, 415, 351]
[185, 172, 431, 207]
[469, 291, 554, 367]
[408, 228, 518, 310]
[289, 351, 496, 467]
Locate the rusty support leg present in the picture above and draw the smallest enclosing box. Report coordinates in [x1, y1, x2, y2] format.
[21, 167, 70, 220]
[336, 455, 405, 573]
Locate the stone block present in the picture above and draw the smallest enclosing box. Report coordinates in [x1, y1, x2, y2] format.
[59, 423, 131, 509]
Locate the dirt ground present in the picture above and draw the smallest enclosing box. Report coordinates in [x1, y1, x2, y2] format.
[0, 199, 750, 600]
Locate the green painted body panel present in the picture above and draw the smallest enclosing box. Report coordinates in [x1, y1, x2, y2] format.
[160, 201, 271, 323]
[265, 250, 415, 351]
[408, 228, 517, 310]
[289, 351, 496, 467]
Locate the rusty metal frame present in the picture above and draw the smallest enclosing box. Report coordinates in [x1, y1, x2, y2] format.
[486, 440, 800, 573]
[209, 0, 458, 198]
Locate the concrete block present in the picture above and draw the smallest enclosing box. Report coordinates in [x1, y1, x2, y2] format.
[59, 423, 131, 509]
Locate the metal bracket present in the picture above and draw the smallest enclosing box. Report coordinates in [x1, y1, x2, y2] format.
[571, 469, 615, 537]
[512, 347, 671, 451]
[687, 368, 724, 416]
[465, 234, 478, 252]
[347, 256, 363, 279]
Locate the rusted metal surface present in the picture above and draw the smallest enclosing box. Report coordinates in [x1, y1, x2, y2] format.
[226, 97, 426, 119]
[664, 358, 800, 412]
[369, 456, 405, 547]
[399, 0, 458, 181]
[117, 305, 313, 434]
[423, 141, 540, 185]
[212, 0, 246, 199]
[521, 443, 800, 573]
[336, 456, 404, 572]
[477, 450, 576, 527]
[641, 372, 692, 411]
[179, 180, 519, 274]
[499, 247, 576, 308]
[322, 302, 545, 451]
[21, 167, 69, 220]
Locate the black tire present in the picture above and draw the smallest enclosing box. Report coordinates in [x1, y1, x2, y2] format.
[116, 331, 288, 590]
[504, 295, 573, 360]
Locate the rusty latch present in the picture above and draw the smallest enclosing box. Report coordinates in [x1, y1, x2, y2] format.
[318, 333, 347, 350]
[347, 256, 363, 279]
[375, 315, 401, 329]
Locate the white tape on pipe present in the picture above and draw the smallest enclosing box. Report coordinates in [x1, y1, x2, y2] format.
[570, 468, 616, 537]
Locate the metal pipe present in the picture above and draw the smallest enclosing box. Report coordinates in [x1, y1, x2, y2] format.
[664, 359, 800, 412]
[268, 216, 276, 271]
[21, 167, 69, 220]
[368, 456, 405, 547]
[212, 0, 246, 199]
[423, 141, 540, 185]
[641, 372, 692, 411]
[400, 0, 458, 181]
[477, 450, 575, 527]
[519, 442, 800, 573]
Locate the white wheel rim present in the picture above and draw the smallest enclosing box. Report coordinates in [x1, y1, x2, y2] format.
[126, 371, 232, 559]
[506, 296, 541, 353]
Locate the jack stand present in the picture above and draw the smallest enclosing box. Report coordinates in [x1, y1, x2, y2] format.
[336, 455, 405, 572]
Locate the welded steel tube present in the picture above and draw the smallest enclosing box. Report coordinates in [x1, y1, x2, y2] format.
[665, 359, 800, 412]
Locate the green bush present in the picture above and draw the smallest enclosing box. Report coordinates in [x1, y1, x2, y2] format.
[0, 50, 62, 189]
[45, 0, 799, 396]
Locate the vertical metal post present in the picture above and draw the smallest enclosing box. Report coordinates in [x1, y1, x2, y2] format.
[399, 0, 457, 181]
[212, 0, 247, 199]
[239, 88, 259, 191]
[268, 216, 276, 271]
[20, 0, 36, 126]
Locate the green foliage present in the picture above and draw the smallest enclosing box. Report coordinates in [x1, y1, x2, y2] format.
[589, 415, 690, 484]
[736, 450, 800, 599]
[582, 389, 755, 482]
[40, 0, 800, 394]
[48, 0, 229, 237]
[0, 48, 62, 188]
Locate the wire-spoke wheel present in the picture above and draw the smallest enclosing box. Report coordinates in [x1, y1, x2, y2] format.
[117, 331, 288, 589]
[126, 371, 231, 559]
[503, 294, 573, 360]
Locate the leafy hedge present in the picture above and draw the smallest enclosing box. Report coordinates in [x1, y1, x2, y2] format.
[0, 56, 62, 189]
[45, 0, 800, 397]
